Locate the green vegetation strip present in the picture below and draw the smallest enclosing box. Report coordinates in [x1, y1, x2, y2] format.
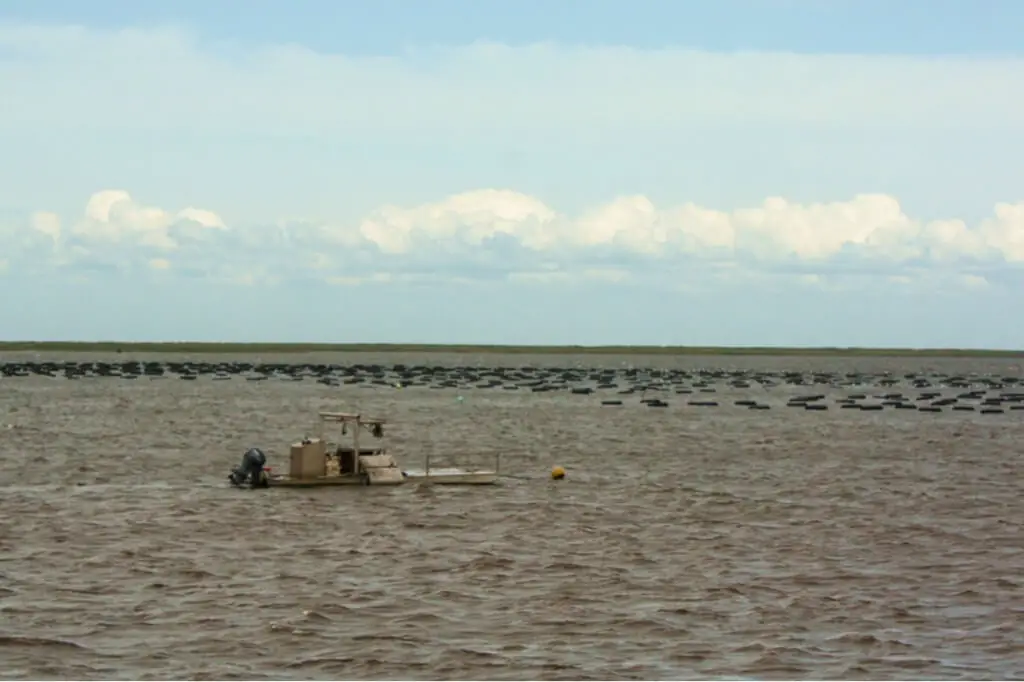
[0, 341, 1021, 358]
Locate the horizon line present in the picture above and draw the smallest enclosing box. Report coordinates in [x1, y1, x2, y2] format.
[1, 341, 1021, 358]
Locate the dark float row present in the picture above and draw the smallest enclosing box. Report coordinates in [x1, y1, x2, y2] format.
[2, 360, 1023, 415]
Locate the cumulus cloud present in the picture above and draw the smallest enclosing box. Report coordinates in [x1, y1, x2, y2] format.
[9, 189, 229, 276]
[2, 188, 1022, 290]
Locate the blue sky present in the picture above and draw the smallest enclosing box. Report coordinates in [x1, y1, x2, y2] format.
[1, 0, 1023, 348]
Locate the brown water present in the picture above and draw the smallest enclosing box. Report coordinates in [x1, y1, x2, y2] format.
[1, 352, 1023, 680]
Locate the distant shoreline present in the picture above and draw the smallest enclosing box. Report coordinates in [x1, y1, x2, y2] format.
[0, 341, 1021, 358]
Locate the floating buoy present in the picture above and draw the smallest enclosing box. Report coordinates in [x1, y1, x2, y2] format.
[551, 465, 566, 480]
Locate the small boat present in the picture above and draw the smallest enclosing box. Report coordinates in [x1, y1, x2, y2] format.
[228, 411, 403, 488]
[226, 409, 498, 488]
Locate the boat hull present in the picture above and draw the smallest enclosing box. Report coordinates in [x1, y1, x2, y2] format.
[402, 468, 499, 485]
[266, 473, 403, 487]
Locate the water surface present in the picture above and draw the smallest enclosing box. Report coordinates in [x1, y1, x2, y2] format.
[1, 352, 1022, 680]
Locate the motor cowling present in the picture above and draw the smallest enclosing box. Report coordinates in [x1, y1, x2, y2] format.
[229, 447, 269, 488]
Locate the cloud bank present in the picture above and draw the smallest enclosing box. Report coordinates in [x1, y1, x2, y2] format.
[3, 189, 1022, 292]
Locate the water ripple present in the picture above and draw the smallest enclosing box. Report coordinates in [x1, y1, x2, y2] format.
[1, 352, 1022, 680]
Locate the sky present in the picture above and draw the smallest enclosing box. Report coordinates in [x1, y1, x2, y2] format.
[1, 0, 1024, 348]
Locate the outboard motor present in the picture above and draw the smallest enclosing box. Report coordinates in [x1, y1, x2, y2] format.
[228, 447, 269, 488]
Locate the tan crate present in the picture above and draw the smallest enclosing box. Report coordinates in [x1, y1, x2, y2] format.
[289, 438, 326, 479]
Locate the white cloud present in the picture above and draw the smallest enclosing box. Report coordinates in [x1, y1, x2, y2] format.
[71, 189, 225, 251]
[2, 188, 1023, 290]
[0, 22, 1022, 295]
[30, 211, 61, 241]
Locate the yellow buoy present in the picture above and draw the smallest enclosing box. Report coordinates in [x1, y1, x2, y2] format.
[551, 465, 566, 480]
